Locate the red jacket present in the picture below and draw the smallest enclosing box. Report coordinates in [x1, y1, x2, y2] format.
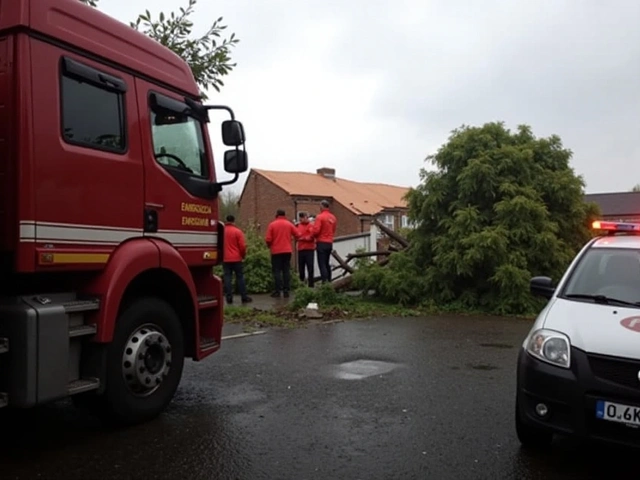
[265, 217, 300, 254]
[311, 210, 337, 243]
[223, 224, 246, 262]
[296, 220, 315, 251]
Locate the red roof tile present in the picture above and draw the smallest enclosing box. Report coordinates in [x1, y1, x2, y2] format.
[252, 168, 410, 215]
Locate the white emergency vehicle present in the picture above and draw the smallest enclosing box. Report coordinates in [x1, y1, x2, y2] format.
[516, 220, 640, 448]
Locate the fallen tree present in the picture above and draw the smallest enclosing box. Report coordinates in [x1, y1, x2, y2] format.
[330, 218, 410, 292]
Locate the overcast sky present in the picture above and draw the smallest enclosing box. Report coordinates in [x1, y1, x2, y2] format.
[98, 0, 640, 194]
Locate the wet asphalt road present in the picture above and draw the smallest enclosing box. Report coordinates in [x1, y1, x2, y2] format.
[1, 314, 639, 480]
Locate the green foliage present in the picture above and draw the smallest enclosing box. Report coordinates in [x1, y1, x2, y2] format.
[289, 283, 356, 310]
[352, 251, 429, 307]
[357, 122, 601, 315]
[223, 305, 297, 330]
[214, 223, 302, 294]
[78, 0, 239, 98]
[241, 225, 274, 293]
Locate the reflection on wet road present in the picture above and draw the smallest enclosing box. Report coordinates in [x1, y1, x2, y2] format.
[1, 315, 639, 479]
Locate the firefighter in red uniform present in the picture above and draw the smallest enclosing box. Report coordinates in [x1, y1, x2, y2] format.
[311, 199, 337, 283]
[296, 211, 316, 287]
[223, 215, 252, 304]
[265, 209, 301, 297]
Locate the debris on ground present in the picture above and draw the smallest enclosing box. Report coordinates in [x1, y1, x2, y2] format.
[303, 302, 323, 319]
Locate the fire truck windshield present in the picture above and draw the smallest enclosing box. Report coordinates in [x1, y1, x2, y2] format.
[150, 110, 208, 177]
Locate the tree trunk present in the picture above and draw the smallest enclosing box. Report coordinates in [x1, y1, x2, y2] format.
[372, 218, 409, 248]
[331, 250, 354, 274]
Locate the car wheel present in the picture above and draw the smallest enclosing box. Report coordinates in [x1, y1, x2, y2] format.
[515, 396, 553, 449]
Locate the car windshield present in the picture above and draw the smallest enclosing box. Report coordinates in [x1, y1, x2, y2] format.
[562, 248, 640, 305]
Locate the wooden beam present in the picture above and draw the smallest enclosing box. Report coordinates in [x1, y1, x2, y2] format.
[372, 218, 409, 248]
[331, 250, 354, 274]
[345, 250, 392, 260]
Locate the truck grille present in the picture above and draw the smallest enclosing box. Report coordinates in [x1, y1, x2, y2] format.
[588, 354, 640, 390]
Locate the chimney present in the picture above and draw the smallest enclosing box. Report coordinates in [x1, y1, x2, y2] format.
[316, 167, 336, 180]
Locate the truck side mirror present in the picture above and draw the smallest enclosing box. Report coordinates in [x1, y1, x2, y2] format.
[221, 120, 245, 147]
[530, 276, 555, 299]
[224, 149, 248, 174]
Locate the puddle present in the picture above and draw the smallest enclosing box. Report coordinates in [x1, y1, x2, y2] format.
[331, 359, 400, 380]
[468, 363, 499, 371]
[479, 343, 513, 349]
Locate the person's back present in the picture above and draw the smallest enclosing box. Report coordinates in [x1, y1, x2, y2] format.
[313, 209, 337, 243]
[224, 223, 246, 262]
[311, 200, 337, 283]
[222, 215, 251, 304]
[266, 217, 298, 254]
[265, 209, 300, 297]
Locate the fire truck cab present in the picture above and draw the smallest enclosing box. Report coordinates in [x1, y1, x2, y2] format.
[0, 0, 247, 424]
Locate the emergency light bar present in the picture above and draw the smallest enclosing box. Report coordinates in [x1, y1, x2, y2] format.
[591, 220, 640, 233]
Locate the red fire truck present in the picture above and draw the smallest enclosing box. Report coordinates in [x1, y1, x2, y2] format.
[0, 0, 248, 425]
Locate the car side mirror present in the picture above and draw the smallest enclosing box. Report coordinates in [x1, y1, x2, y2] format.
[221, 120, 245, 147]
[224, 149, 248, 174]
[530, 276, 555, 299]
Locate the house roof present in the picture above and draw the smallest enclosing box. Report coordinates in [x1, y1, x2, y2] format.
[584, 192, 640, 217]
[251, 168, 410, 215]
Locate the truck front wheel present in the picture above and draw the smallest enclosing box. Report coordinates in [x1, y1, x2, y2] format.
[102, 296, 185, 425]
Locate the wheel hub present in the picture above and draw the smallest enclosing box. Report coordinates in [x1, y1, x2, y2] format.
[122, 325, 172, 396]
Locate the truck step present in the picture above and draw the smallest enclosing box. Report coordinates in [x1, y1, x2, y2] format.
[200, 337, 218, 350]
[197, 295, 218, 309]
[68, 378, 100, 395]
[63, 299, 100, 314]
[0, 392, 7, 408]
[68, 324, 97, 338]
[0, 337, 8, 354]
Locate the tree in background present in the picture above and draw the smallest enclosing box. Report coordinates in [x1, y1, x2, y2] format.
[632, 184, 640, 192]
[219, 190, 240, 220]
[354, 122, 601, 315]
[78, 0, 239, 98]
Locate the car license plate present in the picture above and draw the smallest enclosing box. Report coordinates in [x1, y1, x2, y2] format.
[596, 400, 640, 426]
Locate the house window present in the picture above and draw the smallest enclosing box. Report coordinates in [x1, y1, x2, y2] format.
[60, 57, 127, 153]
[380, 214, 394, 230]
[401, 215, 408, 228]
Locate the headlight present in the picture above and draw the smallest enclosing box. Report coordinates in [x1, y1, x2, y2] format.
[526, 329, 571, 368]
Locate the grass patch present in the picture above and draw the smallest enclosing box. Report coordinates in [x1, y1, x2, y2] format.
[224, 305, 299, 331]
[222, 284, 538, 332]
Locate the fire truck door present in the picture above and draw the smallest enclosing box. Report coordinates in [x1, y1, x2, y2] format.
[134, 78, 218, 254]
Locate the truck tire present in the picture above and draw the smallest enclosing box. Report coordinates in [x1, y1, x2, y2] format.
[101, 296, 185, 425]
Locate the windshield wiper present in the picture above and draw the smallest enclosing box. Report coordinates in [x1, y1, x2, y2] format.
[565, 294, 640, 307]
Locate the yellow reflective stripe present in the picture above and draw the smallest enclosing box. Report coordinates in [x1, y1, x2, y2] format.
[39, 253, 110, 265]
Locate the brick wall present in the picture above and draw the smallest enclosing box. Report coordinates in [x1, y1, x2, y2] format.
[237, 171, 294, 234]
[237, 171, 406, 238]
